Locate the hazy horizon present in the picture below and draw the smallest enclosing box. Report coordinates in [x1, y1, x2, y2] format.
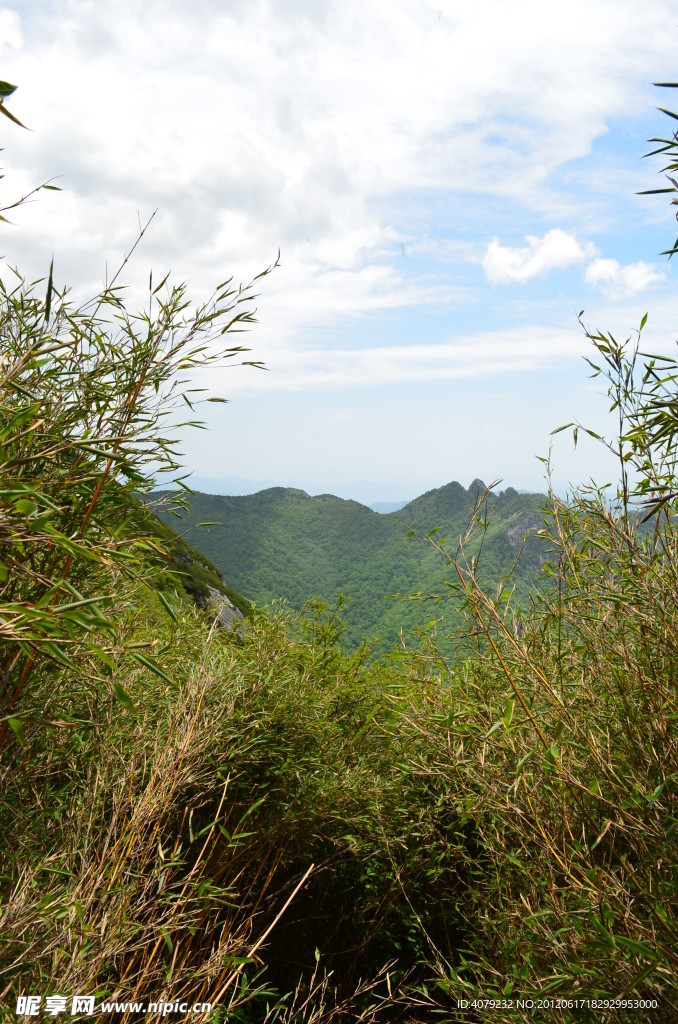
[156, 473, 553, 508]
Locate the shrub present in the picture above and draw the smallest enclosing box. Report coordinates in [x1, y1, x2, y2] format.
[0, 244, 276, 746]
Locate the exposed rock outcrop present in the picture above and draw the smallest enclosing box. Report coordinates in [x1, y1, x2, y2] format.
[199, 585, 245, 631]
[504, 510, 545, 563]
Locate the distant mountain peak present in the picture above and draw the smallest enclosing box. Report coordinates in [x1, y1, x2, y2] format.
[259, 486, 310, 499]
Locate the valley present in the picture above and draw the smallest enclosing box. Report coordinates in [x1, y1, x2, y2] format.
[152, 478, 550, 651]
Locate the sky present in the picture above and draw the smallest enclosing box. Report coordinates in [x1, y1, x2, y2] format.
[2, 0, 678, 504]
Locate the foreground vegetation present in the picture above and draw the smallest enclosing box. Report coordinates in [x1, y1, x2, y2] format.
[1, 84, 678, 1022]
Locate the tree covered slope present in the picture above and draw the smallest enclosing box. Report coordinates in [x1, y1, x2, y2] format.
[153, 479, 549, 649]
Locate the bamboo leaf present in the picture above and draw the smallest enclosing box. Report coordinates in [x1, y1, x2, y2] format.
[7, 717, 25, 746]
[44, 258, 54, 323]
[157, 590, 178, 622]
[0, 102, 27, 129]
[42, 642, 76, 668]
[90, 644, 117, 672]
[131, 651, 174, 684]
[111, 682, 135, 712]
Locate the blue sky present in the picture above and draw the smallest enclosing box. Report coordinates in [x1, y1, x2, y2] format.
[2, 0, 678, 503]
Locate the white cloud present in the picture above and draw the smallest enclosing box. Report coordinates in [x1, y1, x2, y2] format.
[584, 257, 665, 298]
[0, 9, 22, 50]
[483, 229, 596, 284]
[196, 323, 588, 396]
[1, 0, 677, 310]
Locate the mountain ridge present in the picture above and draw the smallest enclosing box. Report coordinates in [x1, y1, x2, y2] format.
[152, 479, 550, 650]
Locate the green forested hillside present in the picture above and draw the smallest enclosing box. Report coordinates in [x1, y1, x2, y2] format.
[153, 479, 548, 650]
[144, 506, 253, 618]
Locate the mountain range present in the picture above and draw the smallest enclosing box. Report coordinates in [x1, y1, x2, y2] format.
[152, 479, 550, 651]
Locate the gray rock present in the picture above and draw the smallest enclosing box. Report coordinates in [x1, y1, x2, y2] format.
[504, 510, 545, 562]
[201, 585, 245, 631]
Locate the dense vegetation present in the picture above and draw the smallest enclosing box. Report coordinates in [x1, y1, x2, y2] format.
[145, 510, 253, 619]
[151, 481, 547, 653]
[1, 82, 678, 1022]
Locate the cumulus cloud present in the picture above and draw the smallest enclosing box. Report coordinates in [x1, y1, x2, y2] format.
[2, 0, 677, 308]
[0, 0, 676, 420]
[483, 229, 596, 284]
[584, 257, 665, 298]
